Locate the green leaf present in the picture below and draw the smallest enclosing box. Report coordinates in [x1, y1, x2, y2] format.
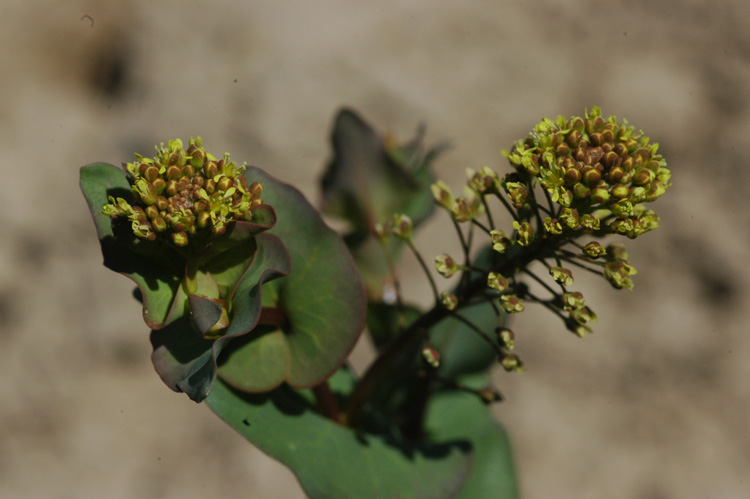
[426, 383, 519, 498]
[80, 163, 182, 329]
[432, 301, 501, 381]
[217, 167, 366, 391]
[320, 108, 446, 297]
[206, 378, 472, 499]
[151, 233, 290, 401]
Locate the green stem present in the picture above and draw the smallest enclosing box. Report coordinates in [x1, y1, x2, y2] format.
[344, 237, 545, 429]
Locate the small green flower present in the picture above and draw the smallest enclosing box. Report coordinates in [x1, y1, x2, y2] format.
[549, 266, 573, 286]
[500, 353, 525, 372]
[451, 194, 483, 222]
[490, 229, 513, 253]
[391, 213, 413, 240]
[582, 241, 607, 259]
[435, 254, 459, 278]
[513, 221, 534, 246]
[562, 291, 586, 311]
[502, 176, 529, 208]
[431, 180, 454, 209]
[487, 271, 510, 292]
[466, 166, 500, 194]
[543, 217, 563, 235]
[500, 294, 525, 314]
[496, 327, 515, 350]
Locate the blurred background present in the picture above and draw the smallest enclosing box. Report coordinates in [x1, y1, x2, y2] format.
[1, 1, 748, 497]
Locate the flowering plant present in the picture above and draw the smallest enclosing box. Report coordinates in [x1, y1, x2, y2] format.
[81, 106, 670, 498]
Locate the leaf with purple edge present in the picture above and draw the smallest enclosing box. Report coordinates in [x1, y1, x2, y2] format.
[217, 167, 366, 392]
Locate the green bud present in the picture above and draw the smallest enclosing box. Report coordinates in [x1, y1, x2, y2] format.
[500, 353, 524, 372]
[435, 254, 459, 278]
[391, 214, 413, 240]
[500, 294, 525, 314]
[440, 292, 458, 311]
[487, 272, 510, 292]
[421, 347, 440, 368]
[549, 266, 573, 286]
[431, 180, 454, 209]
[490, 229, 513, 253]
[477, 388, 504, 404]
[562, 291, 586, 311]
[496, 327, 515, 350]
[467, 166, 500, 194]
[591, 185, 610, 204]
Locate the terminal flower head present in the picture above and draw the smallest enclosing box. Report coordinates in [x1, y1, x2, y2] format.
[102, 137, 265, 252]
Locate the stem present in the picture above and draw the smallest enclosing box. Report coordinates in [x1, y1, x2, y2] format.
[312, 381, 341, 423]
[406, 240, 440, 304]
[258, 307, 289, 330]
[344, 238, 544, 429]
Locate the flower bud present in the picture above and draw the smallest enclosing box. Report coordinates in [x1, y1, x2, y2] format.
[500, 353, 524, 372]
[172, 231, 189, 247]
[391, 214, 413, 240]
[496, 327, 515, 350]
[435, 254, 458, 278]
[582, 241, 606, 259]
[431, 180, 454, 209]
[549, 266, 573, 286]
[421, 347, 440, 368]
[500, 294, 525, 314]
[562, 291, 585, 311]
[440, 292, 458, 311]
[487, 272, 510, 292]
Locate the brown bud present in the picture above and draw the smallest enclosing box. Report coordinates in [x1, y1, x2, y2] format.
[608, 165, 625, 183]
[564, 167, 581, 185]
[614, 142, 628, 157]
[590, 131, 604, 146]
[145, 205, 159, 220]
[602, 151, 620, 168]
[582, 167, 602, 186]
[156, 196, 169, 211]
[566, 129, 582, 147]
[152, 216, 167, 232]
[197, 211, 211, 228]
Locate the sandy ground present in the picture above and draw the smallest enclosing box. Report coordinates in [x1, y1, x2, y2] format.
[1, 1, 749, 498]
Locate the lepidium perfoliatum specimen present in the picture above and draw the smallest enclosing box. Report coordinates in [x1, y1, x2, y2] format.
[81, 106, 670, 499]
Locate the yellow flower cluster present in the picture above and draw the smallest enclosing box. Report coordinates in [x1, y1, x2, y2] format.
[103, 137, 264, 249]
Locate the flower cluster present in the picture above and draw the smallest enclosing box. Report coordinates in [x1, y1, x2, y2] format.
[504, 106, 670, 239]
[102, 137, 264, 250]
[425, 107, 670, 374]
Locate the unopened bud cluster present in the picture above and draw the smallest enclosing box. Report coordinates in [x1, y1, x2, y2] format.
[504, 106, 670, 239]
[102, 137, 264, 250]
